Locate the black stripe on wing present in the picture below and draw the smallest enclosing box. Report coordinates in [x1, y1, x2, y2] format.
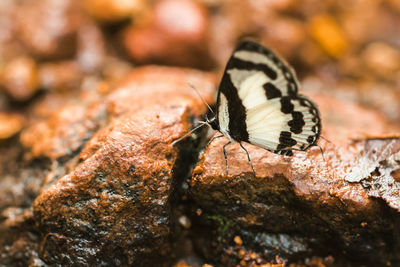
[217, 73, 249, 142]
[233, 41, 299, 96]
[277, 95, 321, 151]
[226, 57, 277, 80]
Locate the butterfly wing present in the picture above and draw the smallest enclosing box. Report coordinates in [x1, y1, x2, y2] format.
[245, 95, 321, 154]
[216, 41, 321, 154]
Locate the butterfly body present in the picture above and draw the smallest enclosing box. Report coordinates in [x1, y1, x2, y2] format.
[207, 41, 321, 172]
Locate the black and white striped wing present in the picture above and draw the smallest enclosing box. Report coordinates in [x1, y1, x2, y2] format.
[216, 41, 321, 155]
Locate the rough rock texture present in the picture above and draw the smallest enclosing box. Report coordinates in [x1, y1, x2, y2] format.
[190, 92, 400, 266]
[1, 66, 215, 266]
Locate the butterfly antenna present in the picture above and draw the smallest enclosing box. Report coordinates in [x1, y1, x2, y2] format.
[320, 135, 339, 158]
[320, 135, 332, 144]
[171, 121, 209, 146]
[317, 144, 326, 162]
[188, 83, 215, 115]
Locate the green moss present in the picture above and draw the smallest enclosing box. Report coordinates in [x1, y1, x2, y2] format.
[206, 215, 232, 237]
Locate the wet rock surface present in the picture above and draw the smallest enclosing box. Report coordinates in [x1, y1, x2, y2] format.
[1, 66, 215, 266]
[1, 0, 400, 266]
[190, 93, 400, 266]
[34, 107, 187, 266]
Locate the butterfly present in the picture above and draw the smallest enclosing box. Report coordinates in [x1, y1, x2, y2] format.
[175, 40, 321, 175]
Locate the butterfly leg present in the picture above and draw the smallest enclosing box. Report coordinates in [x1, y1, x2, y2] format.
[222, 141, 232, 175]
[239, 142, 256, 177]
[274, 150, 293, 156]
[205, 134, 225, 150]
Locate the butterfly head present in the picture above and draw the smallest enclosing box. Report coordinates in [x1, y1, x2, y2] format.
[206, 116, 219, 131]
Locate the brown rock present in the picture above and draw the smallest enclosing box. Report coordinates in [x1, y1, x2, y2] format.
[0, 112, 25, 139]
[100, 57, 133, 86]
[0, 1, 28, 63]
[76, 22, 106, 72]
[83, 0, 149, 22]
[207, 0, 254, 67]
[341, 0, 400, 49]
[20, 101, 105, 160]
[308, 14, 349, 58]
[260, 17, 306, 60]
[122, 0, 213, 69]
[338, 80, 400, 122]
[234, 235, 243, 246]
[34, 106, 186, 265]
[190, 92, 400, 265]
[21, 66, 215, 160]
[0, 57, 39, 101]
[14, 0, 82, 59]
[361, 42, 400, 80]
[18, 66, 215, 266]
[0, 139, 45, 267]
[38, 61, 83, 92]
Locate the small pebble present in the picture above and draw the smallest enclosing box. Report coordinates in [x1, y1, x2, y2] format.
[233, 235, 243, 246]
[0, 57, 38, 101]
[0, 112, 25, 139]
[237, 249, 246, 259]
[308, 14, 348, 58]
[84, 0, 148, 22]
[362, 42, 400, 79]
[178, 215, 191, 229]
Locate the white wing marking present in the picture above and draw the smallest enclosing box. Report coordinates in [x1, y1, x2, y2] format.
[227, 69, 259, 90]
[233, 50, 298, 96]
[244, 96, 318, 151]
[217, 92, 232, 140]
[246, 99, 289, 150]
[232, 71, 269, 110]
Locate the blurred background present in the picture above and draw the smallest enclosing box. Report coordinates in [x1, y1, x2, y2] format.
[0, 0, 399, 140]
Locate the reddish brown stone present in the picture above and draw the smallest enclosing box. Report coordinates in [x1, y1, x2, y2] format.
[14, 0, 82, 59]
[22, 66, 215, 160]
[34, 106, 186, 265]
[76, 22, 106, 72]
[38, 61, 83, 92]
[100, 57, 133, 86]
[207, 1, 255, 67]
[0, 57, 39, 101]
[0, 1, 31, 66]
[0, 112, 25, 139]
[0, 140, 45, 267]
[20, 66, 215, 266]
[361, 42, 400, 81]
[122, 0, 213, 69]
[190, 92, 400, 265]
[20, 101, 106, 160]
[313, 78, 400, 123]
[260, 17, 306, 60]
[83, 0, 149, 22]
